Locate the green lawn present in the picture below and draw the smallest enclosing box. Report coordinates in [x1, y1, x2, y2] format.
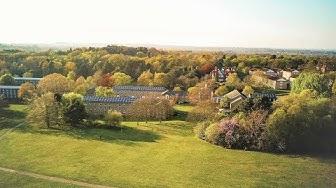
[0, 104, 26, 135]
[0, 104, 336, 187]
[255, 88, 291, 96]
[0, 170, 84, 188]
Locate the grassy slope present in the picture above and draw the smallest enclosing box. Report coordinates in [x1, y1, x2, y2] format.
[0, 171, 84, 188]
[0, 104, 335, 188]
[0, 104, 26, 135]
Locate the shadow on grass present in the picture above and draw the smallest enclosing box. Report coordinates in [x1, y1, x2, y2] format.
[173, 110, 188, 121]
[283, 152, 336, 164]
[0, 108, 26, 129]
[16, 125, 162, 146]
[243, 145, 336, 165]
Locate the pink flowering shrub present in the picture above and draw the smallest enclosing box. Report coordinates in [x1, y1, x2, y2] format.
[204, 118, 247, 149]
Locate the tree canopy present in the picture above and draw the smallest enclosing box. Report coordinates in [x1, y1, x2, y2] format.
[0, 74, 14, 85]
[291, 73, 331, 97]
[37, 73, 74, 94]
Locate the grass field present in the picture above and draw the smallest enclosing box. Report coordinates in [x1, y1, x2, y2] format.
[0, 170, 84, 188]
[0, 104, 336, 187]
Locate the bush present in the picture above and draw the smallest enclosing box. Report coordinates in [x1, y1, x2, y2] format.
[204, 123, 225, 145]
[239, 110, 269, 150]
[218, 119, 247, 149]
[262, 92, 336, 153]
[202, 118, 247, 149]
[193, 121, 211, 140]
[104, 110, 123, 128]
[186, 100, 217, 122]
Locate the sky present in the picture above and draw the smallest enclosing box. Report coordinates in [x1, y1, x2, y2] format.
[0, 0, 335, 49]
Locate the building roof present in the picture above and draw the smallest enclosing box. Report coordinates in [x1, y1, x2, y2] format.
[113, 85, 166, 92]
[83, 96, 137, 103]
[14, 77, 42, 81]
[161, 90, 187, 96]
[224, 89, 246, 102]
[0, 85, 20, 89]
[249, 93, 277, 101]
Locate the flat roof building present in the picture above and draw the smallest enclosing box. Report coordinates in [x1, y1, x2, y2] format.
[14, 77, 42, 86]
[0, 85, 20, 99]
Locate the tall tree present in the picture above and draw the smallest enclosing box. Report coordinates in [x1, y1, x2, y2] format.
[27, 93, 61, 128]
[22, 72, 33, 78]
[0, 74, 15, 85]
[62, 92, 86, 126]
[64, 61, 77, 74]
[226, 73, 241, 87]
[37, 73, 74, 94]
[215, 86, 230, 96]
[95, 86, 115, 97]
[291, 73, 331, 97]
[242, 85, 254, 96]
[137, 70, 153, 86]
[153, 72, 168, 87]
[18, 82, 36, 102]
[112, 72, 132, 85]
[127, 97, 173, 123]
[264, 91, 335, 152]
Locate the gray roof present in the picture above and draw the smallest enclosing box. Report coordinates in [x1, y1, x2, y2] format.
[0, 85, 20, 89]
[224, 90, 245, 101]
[113, 85, 166, 92]
[162, 90, 187, 96]
[14, 77, 42, 81]
[249, 93, 277, 101]
[83, 96, 137, 103]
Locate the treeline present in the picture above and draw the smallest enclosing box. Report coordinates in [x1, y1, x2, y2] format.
[1, 45, 336, 90]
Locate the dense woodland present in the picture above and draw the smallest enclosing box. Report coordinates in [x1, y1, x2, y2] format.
[1, 45, 336, 91]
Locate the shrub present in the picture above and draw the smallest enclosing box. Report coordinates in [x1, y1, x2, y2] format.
[104, 110, 123, 128]
[204, 123, 225, 145]
[218, 119, 247, 149]
[203, 118, 247, 149]
[240, 110, 269, 150]
[62, 92, 86, 126]
[186, 100, 217, 122]
[193, 121, 211, 140]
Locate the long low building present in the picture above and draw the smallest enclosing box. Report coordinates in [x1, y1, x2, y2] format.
[113, 85, 167, 98]
[86, 85, 188, 103]
[14, 77, 42, 86]
[0, 85, 20, 99]
[83, 96, 137, 116]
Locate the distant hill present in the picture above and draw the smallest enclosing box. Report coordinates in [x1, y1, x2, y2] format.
[0, 43, 335, 55]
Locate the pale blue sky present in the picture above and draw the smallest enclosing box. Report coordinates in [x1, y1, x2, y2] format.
[0, 0, 335, 49]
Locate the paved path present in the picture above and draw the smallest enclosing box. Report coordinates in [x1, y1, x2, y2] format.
[0, 122, 24, 141]
[0, 166, 115, 188]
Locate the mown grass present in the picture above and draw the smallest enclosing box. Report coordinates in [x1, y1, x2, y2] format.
[254, 88, 291, 95]
[0, 104, 336, 188]
[0, 104, 26, 135]
[0, 170, 84, 188]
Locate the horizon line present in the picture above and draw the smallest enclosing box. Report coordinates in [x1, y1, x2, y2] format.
[1, 42, 335, 51]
